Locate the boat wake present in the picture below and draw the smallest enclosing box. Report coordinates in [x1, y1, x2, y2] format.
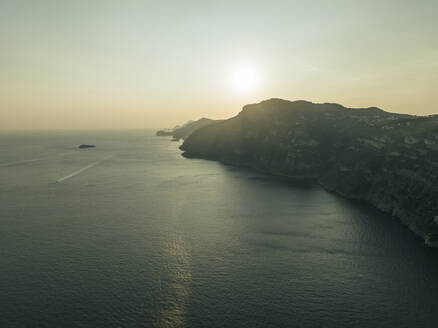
[0, 158, 43, 167]
[56, 161, 101, 183]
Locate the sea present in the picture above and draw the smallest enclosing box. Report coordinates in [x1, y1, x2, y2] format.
[1, 130, 437, 328]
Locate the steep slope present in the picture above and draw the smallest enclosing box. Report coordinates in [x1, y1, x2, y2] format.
[180, 98, 438, 246]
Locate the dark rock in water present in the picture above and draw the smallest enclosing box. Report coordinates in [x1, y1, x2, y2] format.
[156, 117, 222, 140]
[79, 144, 96, 149]
[179, 98, 438, 247]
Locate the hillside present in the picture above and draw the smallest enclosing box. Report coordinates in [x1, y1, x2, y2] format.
[180, 99, 438, 246]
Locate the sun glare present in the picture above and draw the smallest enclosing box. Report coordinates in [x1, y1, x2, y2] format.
[230, 66, 261, 93]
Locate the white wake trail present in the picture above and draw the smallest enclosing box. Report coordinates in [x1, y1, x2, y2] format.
[56, 161, 101, 183]
[0, 158, 43, 167]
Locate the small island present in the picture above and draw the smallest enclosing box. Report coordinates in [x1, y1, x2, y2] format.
[78, 144, 96, 149]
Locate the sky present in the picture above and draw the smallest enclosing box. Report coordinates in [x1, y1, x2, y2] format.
[1, 0, 437, 130]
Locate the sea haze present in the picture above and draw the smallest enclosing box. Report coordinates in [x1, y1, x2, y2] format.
[1, 130, 437, 328]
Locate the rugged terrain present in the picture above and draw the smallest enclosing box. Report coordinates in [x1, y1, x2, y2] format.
[179, 99, 438, 246]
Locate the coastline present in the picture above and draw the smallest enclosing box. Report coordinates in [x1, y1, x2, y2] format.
[182, 150, 438, 248]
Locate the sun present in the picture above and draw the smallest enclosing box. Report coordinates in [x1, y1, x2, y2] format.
[230, 66, 261, 93]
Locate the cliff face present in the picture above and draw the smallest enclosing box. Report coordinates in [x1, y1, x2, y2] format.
[180, 99, 438, 246]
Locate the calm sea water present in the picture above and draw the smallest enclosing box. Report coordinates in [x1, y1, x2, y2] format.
[1, 130, 437, 328]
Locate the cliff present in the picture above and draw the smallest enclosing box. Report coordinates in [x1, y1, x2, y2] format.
[180, 98, 438, 246]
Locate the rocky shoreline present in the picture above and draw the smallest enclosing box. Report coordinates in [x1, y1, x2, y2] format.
[177, 99, 438, 247]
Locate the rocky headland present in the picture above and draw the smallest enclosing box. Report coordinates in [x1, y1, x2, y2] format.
[156, 117, 220, 141]
[178, 98, 438, 247]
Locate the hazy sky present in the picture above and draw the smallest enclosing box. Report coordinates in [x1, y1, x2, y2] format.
[1, 0, 437, 129]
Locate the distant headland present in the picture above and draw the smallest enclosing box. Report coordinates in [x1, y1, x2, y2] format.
[156, 118, 220, 141]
